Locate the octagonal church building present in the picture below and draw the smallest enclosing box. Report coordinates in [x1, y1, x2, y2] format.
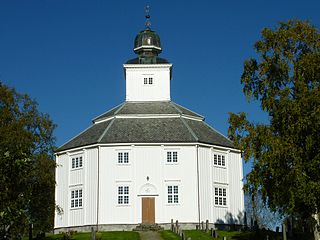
[54, 19, 244, 232]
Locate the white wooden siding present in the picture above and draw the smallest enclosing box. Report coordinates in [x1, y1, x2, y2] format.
[54, 144, 243, 228]
[55, 154, 69, 228]
[227, 151, 244, 223]
[198, 146, 213, 222]
[124, 65, 171, 102]
[84, 148, 98, 225]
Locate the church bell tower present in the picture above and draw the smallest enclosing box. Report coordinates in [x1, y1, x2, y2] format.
[123, 8, 172, 102]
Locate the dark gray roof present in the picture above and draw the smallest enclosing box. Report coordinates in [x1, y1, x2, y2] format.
[57, 101, 234, 151]
[93, 101, 203, 122]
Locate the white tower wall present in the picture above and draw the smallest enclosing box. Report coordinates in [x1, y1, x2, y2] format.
[124, 64, 172, 102]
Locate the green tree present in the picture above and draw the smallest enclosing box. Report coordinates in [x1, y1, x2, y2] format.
[228, 20, 320, 239]
[0, 82, 56, 239]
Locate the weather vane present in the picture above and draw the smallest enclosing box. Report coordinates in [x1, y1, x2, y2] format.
[145, 5, 151, 29]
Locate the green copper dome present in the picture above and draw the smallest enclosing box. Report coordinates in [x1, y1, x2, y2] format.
[134, 29, 162, 55]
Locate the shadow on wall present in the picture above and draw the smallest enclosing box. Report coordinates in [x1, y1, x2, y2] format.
[215, 211, 246, 231]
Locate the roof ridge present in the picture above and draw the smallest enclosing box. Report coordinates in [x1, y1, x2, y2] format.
[114, 102, 126, 115]
[171, 102, 205, 119]
[169, 101, 183, 114]
[97, 118, 115, 142]
[92, 102, 124, 122]
[180, 117, 199, 141]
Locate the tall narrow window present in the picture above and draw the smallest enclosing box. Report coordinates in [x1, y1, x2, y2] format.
[167, 151, 178, 163]
[71, 156, 83, 169]
[118, 152, 129, 164]
[172, 152, 178, 162]
[214, 187, 227, 206]
[167, 185, 179, 204]
[118, 186, 129, 205]
[148, 77, 153, 84]
[71, 189, 83, 208]
[144, 77, 148, 84]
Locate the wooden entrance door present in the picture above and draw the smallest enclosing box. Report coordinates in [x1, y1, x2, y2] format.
[142, 197, 155, 224]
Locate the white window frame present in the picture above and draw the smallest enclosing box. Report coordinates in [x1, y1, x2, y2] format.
[117, 185, 130, 205]
[213, 153, 226, 167]
[118, 152, 129, 164]
[166, 151, 178, 164]
[167, 185, 179, 204]
[70, 189, 83, 209]
[71, 155, 83, 170]
[214, 186, 227, 207]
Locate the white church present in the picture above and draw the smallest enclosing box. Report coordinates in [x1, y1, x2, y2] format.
[54, 16, 244, 232]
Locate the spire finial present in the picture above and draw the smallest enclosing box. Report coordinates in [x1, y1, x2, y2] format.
[145, 5, 151, 29]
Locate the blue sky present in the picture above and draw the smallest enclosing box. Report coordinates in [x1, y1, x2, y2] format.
[1, 1, 319, 176]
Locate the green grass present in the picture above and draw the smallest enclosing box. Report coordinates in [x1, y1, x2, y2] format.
[183, 230, 214, 240]
[183, 230, 257, 240]
[160, 230, 181, 240]
[99, 231, 140, 240]
[182, 229, 284, 240]
[43, 231, 140, 240]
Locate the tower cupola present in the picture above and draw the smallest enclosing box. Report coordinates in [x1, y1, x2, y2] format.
[134, 29, 162, 61]
[132, 6, 162, 64]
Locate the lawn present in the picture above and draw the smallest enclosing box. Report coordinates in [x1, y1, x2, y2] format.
[43, 231, 140, 240]
[183, 230, 259, 240]
[160, 230, 181, 240]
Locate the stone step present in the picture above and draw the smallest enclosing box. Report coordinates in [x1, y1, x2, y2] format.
[134, 224, 164, 231]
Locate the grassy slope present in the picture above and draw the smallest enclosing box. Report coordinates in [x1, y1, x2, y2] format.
[44, 231, 140, 240]
[183, 230, 255, 240]
[160, 230, 181, 240]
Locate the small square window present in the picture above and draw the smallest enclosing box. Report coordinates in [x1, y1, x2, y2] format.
[213, 154, 226, 167]
[167, 151, 178, 163]
[118, 152, 129, 164]
[71, 155, 83, 169]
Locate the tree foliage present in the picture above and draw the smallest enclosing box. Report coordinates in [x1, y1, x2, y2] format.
[228, 20, 320, 225]
[0, 82, 56, 238]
